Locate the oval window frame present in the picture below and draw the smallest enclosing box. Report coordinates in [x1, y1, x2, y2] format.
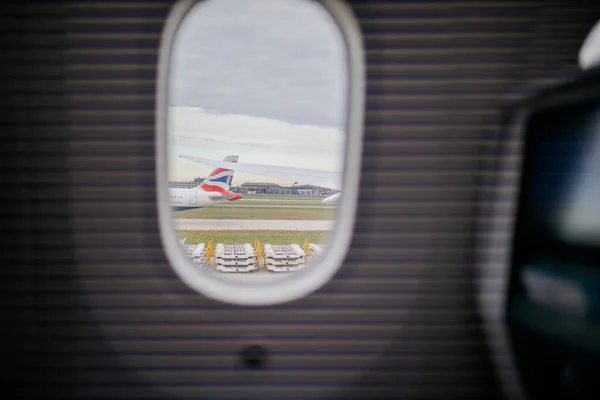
[155, 0, 365, 306]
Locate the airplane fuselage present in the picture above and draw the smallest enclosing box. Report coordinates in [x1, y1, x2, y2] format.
[169, 187, 240, 211]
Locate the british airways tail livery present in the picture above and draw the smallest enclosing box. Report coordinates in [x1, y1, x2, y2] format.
[170, 155, 241, 212]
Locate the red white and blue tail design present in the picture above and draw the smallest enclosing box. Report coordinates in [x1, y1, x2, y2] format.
[198, 155, 241, 201]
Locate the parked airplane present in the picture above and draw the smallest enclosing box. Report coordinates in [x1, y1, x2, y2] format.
[179, 154, 342, 203]
[170, 155, 241, 211]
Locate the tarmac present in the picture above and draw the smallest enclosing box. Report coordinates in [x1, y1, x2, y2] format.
[175, 219, 333, 231]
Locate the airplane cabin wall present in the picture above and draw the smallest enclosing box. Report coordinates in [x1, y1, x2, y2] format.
[1, 1, 599, 399]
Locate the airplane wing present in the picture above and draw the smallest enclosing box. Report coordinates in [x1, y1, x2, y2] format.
[179, 155, 341, 190]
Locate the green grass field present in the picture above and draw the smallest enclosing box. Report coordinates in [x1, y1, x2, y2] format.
[175, 206, 335, 220]
[179, 230, 328, 245]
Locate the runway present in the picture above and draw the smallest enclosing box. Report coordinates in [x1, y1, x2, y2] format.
[175, 219, 333, 231]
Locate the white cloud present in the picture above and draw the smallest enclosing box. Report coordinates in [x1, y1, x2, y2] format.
[167, 106, 346, 186]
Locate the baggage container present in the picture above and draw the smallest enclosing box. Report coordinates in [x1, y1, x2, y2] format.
[215, 243, 257, 272]
[264, 244, 306, 272]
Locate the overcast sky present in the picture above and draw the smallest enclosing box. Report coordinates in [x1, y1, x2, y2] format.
[167, 0, 348, 185]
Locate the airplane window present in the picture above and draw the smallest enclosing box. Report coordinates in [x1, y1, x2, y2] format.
[156, 0, 364, 305]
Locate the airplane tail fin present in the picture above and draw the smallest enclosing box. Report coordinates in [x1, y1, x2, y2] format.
[198, 155, 239, 194]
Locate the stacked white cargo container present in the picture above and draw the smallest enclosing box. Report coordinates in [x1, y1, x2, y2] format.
[215, 243, 257, 272]
[183, 244, 197, 255]
[309, 244, 325, 259]
[264, 244, 306, 272]
[190, 243, 207, 265]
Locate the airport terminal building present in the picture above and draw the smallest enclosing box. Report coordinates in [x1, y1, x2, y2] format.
[168, 178, 334, 197]
[238, 182, 334, 196]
